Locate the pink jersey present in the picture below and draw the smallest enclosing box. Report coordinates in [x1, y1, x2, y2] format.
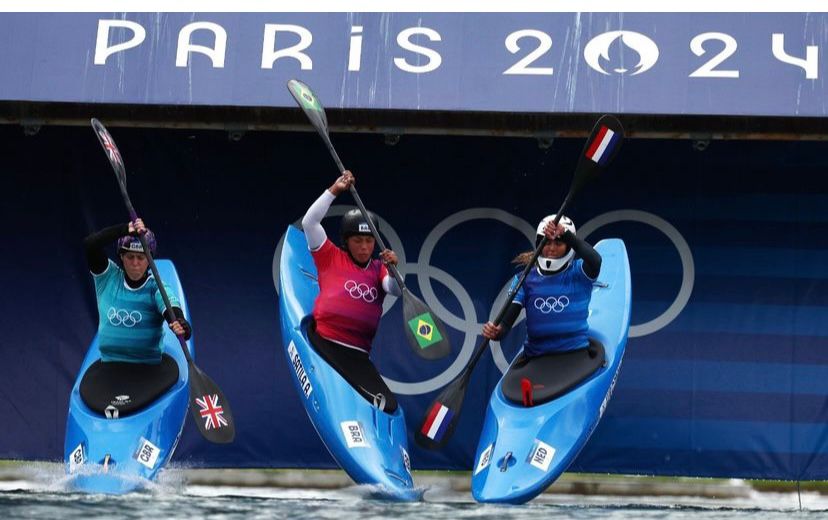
[311, 239, 389, 352]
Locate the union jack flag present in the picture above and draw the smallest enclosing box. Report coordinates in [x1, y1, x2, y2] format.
[195, 394, 228, 430]
[98, 130, 123, 168]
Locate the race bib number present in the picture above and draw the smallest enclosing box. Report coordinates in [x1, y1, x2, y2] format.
[401, 447, 411, 474]
[340, 421, 369, 448]
[134, 438, 161, 469]
[527, 440, 555, 472]
[474, 443, 494, 475]
[68, 444, 84, 473]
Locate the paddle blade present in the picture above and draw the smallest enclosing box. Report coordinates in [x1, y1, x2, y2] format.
[402, 288, 451, 360]
[287, 79, 329, 135]
[571, 114, 624, 195]
[90, 118, 127, 188]
[189, 364, 236, 444]
[415, 372, 470, 450]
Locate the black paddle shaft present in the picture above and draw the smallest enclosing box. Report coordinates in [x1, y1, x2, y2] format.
[91, 118, 192, 359]
[455, 194, 574, 382]
[117, 190, 194, 363]
[286, 80, 451, 361]
[318, 132, 409, 290]
[416, 114, 624, 448]
[91, 118, 236, 443]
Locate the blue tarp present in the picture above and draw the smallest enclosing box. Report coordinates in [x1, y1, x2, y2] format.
[1, 124, 827, 480]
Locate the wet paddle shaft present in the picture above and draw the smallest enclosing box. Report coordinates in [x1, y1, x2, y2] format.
[90, 119, 235, 444]
[287, 79, 451, 361]
[415, 115, 625, 450]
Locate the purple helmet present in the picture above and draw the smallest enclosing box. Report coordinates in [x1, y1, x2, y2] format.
[117, 229, 157, 256]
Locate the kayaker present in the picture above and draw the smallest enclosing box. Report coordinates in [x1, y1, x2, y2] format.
[481, 215, 601, 357]
[301, 170, 402, 412]
[84, 218, 191, 364]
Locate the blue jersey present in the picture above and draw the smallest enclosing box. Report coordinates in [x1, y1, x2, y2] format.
[93, 260, 179, 364]
[512, 259, 595, 356]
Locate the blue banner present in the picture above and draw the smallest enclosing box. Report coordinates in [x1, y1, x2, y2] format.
[1, 13, 827, 117]
[1, 124, 827, 480]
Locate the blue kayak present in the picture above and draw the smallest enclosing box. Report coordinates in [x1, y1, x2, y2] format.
[278, 225, 418, 501]
[471, 239, 631, 504]
[64, 260, 191, 494]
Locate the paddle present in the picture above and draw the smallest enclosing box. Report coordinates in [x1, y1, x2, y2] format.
[90, 118, 236, 444]
[286, 79, 451, 361]
[415, 114, 625, 450]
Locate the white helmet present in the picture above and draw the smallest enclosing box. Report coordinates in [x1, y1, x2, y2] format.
[535, 214, 575, 271]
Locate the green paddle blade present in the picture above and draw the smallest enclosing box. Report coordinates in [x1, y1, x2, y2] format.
[188, 363, 235, 444]
[402, 288, 451, 360]
[286, 78, 451, 361]
[287, 79, 329, 132]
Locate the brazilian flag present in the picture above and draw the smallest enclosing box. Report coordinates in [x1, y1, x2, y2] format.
[407, 312, 443, 349]
[296, 85, 322, 112]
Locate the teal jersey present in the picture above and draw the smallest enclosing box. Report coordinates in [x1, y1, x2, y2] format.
[93, 259, 179, 364]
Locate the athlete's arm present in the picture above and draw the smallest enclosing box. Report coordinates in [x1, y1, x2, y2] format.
[301, 190, 335, 251]
[482, 302, 523, 340]
[83, 223, 129, 275]
[302, 171, 355, 251]
[561, 231, 602, 279]
[378, 249, 402, 296]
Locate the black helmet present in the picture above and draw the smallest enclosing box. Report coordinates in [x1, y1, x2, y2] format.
[340, 209, 379, 244]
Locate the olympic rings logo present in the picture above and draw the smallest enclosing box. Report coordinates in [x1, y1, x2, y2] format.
[344, 280, 378, 303]
[274, 207, 695, 396]
[107, 307, 143, 328]
[534, 295, 570, 314]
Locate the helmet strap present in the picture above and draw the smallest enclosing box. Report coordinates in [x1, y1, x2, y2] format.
[537, 248, 574, 274]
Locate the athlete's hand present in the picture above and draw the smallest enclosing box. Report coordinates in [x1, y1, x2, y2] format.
[329, 170, 355, 196]
[169, 320, 186, 337]
[543, 221, 566, 241]
[379, 249, 398, 266]
[482, 321, 504, 340]
[128, 218, 147, 236]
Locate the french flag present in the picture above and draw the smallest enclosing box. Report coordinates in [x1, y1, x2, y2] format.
[585, 126, 619, 165]
[421, 402, 454, 441]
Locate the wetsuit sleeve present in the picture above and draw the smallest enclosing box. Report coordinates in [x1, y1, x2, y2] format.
[497, 302, 524, 338]
[381, 264, 402, 296]
[302, 190, 336, 252]
[561, 230, 602, 280]
[495, 274, 526, 339]
[84, 223, 129, 275]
